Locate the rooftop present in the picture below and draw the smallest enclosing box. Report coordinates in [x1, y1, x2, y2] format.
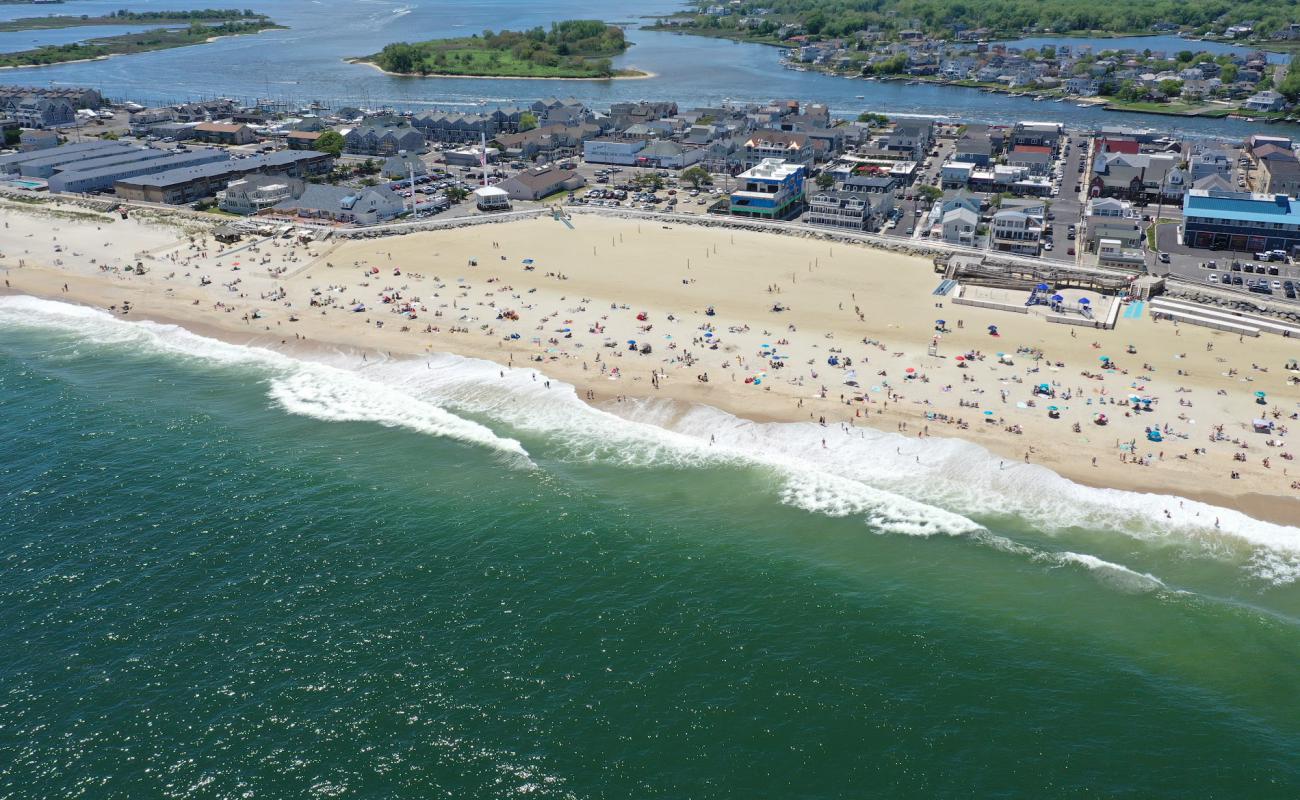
[1183, 189, 1300, 223]
[738, 158, 804, 181]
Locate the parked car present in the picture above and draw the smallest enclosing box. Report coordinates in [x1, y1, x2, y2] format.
[1158, 252, 1170, 264]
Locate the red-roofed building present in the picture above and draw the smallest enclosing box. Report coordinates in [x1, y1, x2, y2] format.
[1094, 137, 1141, 156]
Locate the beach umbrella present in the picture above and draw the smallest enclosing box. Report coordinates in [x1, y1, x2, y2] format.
[984, 410, 994, 416]
[988, 325, 998, 331]
[1099, 355, 1110, 362]
[1048, 405, 1059, 411]
[1037, 283, 1050, 291]
[1038, 383, 1050, 391]
[704, 332, 714, 338]
[627, 339, 637, 344]
[522, 258, 534, 264]
[905, 367, 915, 373]
[955, 355, 965, 362]
[1255, 391, 1267, 398]
[1051, 294, 1064, 302]
[1079, 297, 1091, 305]
[936, 319, 946, 324]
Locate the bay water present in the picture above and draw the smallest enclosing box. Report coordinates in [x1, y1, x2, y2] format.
[1, 0, 1295, 139]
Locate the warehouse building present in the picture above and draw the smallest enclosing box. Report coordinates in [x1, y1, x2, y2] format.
[114, 150, 333, 204]
[4, 141, 137, 179]
[50, 149, 231, 194]
[44, 149, 180, 191]
[0, 140, 122, 174]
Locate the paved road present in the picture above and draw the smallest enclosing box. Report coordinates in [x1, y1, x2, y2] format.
[1042, 134, 1089, 263]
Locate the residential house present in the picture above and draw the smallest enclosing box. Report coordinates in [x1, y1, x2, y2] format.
[286, 130, 323, 150]
[217, 174, 302, 215]
[840, 174, 897, 217]
[805, 189, 871, 231]
[1090, 151, 1185, 200]
[496, 166, 586, 201]
[886, 120, 933, 160]
[954, 131, 994, 166]
[1065, 77, 1100, 96]
[1188, 149, 1232, 181]
[990, 205, 1044, 255]
[1257, 153, 1300, 197]
[1244, 90, 1286, 112]
[382, 150, 428, 180]
[271, 184, 405, 225]
[941, 206, 978, 245]
[344, 122, 426, 157]
[192, 122, 257, 146]
[740, 130, 814, 169]
[18, 129, 58, 152]
[1007, 145, 1052, 176]
[1010, 121, 1062, 151]
[13, 96, 74, 129]
[1084, 197, 1142, 249]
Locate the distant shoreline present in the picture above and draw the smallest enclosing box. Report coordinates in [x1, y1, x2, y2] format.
[348, 58, 654, 81]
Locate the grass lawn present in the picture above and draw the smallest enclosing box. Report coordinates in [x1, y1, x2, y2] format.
[382, 45, 626, 78]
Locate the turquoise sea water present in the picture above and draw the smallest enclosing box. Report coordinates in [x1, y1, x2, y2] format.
[2, 296, 1299, 798]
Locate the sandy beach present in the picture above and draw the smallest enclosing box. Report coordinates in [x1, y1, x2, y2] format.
[2, 197, 1298, 524]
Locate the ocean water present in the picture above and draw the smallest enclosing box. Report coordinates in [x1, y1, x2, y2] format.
[2, 294, 1300, 798]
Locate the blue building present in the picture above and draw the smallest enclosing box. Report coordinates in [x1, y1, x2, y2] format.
[729, 158, 806, 220]
[1181, 189, 1300, 253]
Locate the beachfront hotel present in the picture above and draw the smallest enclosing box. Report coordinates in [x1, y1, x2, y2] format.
[728, 158, 806, 221]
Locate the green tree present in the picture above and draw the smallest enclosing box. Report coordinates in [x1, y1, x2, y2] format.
[518, 112, 538, 131]
[681, 165, 712, 188]
[815, 172, 835, 189]
[1277, 56, 1300, 102]
[1157, 79, 1183, 98]
[314, 130, 345, 157]
[446, 186, 469, 203]
[916, 184, 942, 202]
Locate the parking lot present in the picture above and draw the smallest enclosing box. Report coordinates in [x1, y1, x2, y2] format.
[1155, 222, 1300, 300]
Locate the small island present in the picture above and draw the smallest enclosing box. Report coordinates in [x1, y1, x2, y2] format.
[0, 9, 268, 32]
[357, 20, 643, 79]
[0, 11, 282, 68]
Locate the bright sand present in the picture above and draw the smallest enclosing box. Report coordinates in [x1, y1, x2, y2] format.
[2, 198, 1297, 524]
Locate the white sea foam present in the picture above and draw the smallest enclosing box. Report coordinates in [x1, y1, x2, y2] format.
[1051, 552, 1168, 594]
[5, 296, 1297, 580]
[357, 354, 984, 537]
[356, 350, 1300, 580]
[0, 296, 530, 461]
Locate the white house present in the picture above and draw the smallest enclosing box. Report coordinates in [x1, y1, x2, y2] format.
[942, 206, 978, 246]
